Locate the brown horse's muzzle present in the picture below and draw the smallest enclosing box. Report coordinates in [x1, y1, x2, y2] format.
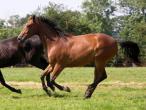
[17, 36, 25, 43]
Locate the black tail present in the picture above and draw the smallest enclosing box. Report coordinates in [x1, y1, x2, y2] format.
[119, 41, 141, 65]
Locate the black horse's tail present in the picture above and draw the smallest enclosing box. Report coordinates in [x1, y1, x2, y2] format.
[119, 41, 141, 65]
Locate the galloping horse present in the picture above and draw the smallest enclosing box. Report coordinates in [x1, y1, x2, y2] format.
[0, 35, 70, 94]
[17, 15, 139, 98]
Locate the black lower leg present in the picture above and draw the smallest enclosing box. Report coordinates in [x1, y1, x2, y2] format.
[0, 71, 21, 94]
[51, 81, 71, 92]
[84, 68, 107, 99]
[46, 74, 55, 91]
[85, 83, 97, 99]
[41, 75, 51, 96]
[1, 82, 22, 93]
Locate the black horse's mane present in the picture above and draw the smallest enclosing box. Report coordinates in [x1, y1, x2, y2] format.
[35, 16, 70, 38]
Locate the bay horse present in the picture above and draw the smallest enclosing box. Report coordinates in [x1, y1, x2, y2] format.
[17, 15, 140, 98]
[0, 35, 70, 94]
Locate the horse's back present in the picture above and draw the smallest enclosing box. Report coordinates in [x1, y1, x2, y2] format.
[77, 33, 116, 45]
[57, 33, 118, 66]
[75, 33, 117, 62]
[72, 33, 117, 51]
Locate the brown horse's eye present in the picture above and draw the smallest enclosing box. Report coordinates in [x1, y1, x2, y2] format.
[26, 25, 30, 28]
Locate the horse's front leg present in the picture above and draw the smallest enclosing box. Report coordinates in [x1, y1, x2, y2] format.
[46, 74, 55, 91]
[52, 81, 71, 92]
[46, 74, 70, 92]
[0, 70, 21, 94]
[41, 65, 53, 96]
[50, 64, 71, 92]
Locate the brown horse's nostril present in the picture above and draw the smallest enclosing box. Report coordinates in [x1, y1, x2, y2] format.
[17, 36, 24, 43]
[17, 37, 21, 41]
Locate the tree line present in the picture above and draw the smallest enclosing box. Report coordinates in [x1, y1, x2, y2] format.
[0, 0, 146, 64]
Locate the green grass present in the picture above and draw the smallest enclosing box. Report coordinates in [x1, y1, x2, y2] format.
[0, 67, 146, 110]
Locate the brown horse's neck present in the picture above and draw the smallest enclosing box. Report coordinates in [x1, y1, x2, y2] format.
[38, 23, 63, 53]
[39, 23, 59, 40]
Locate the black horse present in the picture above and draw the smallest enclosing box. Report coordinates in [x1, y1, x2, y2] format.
[0, 35, 70, 94]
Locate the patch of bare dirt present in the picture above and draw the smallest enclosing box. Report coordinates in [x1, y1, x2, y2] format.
[100, 81, 146, 88]
[4, 81, 146, 89]
[8, 81, 41, 89]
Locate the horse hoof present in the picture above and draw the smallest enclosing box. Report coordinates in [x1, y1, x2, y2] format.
[50, 86, 55, 92]
[16, 89, 22, 94]
[47, 91, 52, 97]
[84, 91, 92, 99]
[64, 86, 71, 92]
[45, 89, 52, 97]
[84, 95, 91, 100]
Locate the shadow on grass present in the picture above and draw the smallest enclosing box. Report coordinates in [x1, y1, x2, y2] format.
[53, 92, 67, 98]
[12, 96, 21, 99]
[10, 91, 80, 99]
[11, 94, 48, 99]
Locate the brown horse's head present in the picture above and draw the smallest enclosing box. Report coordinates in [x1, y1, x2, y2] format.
[17, 15, 39, 42]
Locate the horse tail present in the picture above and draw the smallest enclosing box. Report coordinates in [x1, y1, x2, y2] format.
[119, 41, 141, 65]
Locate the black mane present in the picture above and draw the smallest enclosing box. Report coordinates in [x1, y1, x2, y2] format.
[37, 16, 66, 37]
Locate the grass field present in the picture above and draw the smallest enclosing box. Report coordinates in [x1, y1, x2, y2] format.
[0, 67, 146, 110]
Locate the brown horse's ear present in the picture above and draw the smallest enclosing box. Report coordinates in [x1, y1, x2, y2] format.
[32, 15, 36, 21]
[34, 16, 39, 24]
[28, 15, 39, 23]
[28, 15, 35, 21]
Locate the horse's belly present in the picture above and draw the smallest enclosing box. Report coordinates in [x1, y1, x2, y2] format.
[65, 54, 95, 67]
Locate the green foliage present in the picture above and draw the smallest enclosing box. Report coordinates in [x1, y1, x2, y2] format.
[42, 2, 91, 35]
[0, 19, 5, 28]
[42, 1, 115, 35]
[82, 0, 115, 35]
[113, 0, 146, 61]
[0, 28, 21, 39]
[7, 15, 22, 28]
[2, 67, 146, 82]
[119, 0, 146, 15]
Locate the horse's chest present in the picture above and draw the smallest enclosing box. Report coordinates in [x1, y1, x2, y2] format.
[47, 47, 64, 63]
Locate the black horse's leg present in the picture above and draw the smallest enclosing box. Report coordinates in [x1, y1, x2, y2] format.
[0, 70, 21, 94]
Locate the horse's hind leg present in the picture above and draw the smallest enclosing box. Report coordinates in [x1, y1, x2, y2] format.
[0, 70, 21, 94]
[84, 61, 107, 99]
